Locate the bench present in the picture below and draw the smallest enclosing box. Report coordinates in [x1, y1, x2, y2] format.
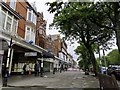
[97, 73, 119, 90]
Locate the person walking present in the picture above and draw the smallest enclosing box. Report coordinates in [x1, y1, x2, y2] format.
[23, 64, 27, 75]
[3, 67, 9, 87]
[26, 63, 31, 75]
[34, 61, 40, 76]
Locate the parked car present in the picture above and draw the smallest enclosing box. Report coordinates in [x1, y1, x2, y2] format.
[107, 66, 120, 80]
[101, 67, 107, 74]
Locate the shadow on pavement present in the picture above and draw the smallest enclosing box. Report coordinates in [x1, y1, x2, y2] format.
[2, 87, 100, 90]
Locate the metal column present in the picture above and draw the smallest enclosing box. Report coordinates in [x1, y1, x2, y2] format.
[40, 54, 44, 77]
[9, 49, 14, 74]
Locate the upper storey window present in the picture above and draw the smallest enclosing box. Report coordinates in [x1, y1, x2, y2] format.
[10, 0, 16, 10]
[27, 9, 36, 25]
[1, 8, 18, 35]
[25, 26, 35, 44]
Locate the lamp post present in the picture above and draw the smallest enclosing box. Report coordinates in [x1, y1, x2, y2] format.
[3, 38, 12, 87]
[40, 53, 44, 77]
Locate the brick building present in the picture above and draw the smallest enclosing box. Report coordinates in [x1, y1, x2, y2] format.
[36, 12, 46, 49]
[0, 0, 74, 76]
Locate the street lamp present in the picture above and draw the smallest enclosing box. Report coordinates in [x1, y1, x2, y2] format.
[3, 38, 12, 87]
[40, 53, 44, 77]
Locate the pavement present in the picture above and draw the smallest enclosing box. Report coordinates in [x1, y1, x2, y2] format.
[1, 70, 100, 90]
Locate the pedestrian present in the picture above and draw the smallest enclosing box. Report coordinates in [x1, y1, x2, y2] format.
[60, 64, 63, 73]
[34, 61, 40, 76]
[3, 67, 9, 87]
[26, 63, 31, 75]
[23, 64, 27, 75]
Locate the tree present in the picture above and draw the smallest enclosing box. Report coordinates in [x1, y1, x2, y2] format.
[106, 49, 120, 65]
[86, 2, 120, 53]
[47, 2, 113, 76]
[75, 43, 91, 70]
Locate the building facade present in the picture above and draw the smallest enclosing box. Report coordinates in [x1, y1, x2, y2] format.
[36, 12, 46, 49]
[0, 0, 75, 76]
[0, 0, 43, 75]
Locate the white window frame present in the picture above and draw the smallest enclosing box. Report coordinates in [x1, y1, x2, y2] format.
[25, 26, 36, 44]
[27, 9, 36, 25]
[1, 8, 18, 35]
[10, 0, 16, 10]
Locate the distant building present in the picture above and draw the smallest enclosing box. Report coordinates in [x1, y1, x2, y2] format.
[36, 12, 46, 49]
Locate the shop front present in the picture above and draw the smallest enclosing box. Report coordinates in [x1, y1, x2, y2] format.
[0, 32, 42, 75]
[37, 50, 54, 73]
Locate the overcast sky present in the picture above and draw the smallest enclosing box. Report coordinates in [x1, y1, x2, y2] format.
[27, 0, 118, 60]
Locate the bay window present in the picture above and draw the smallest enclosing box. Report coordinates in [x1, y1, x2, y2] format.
[12, 19, 18, 35]
[28, 10, 32, 21]
[6, 15, 12, 32]
[1, 12, 6, 29]
[1, 8, 18, 35]
[25, 26, 35, 44]
[27, 9, 36, 25]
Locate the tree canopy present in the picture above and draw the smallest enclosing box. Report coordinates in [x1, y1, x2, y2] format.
[47, 2, 114, 75]
[107, 49, 120, 65]
[47, 2, 120, 53]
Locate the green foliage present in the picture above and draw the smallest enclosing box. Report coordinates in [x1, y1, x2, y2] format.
[47, 2, 114, 75]
[107, 49, 120, 65]
[75, 43, 91, 69]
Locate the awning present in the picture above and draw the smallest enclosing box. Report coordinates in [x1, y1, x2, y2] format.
[42, 50, 54, 58]
[12, 39, 42, 54]
[1, 31, 54, 58]
[1, 32, 42, 54]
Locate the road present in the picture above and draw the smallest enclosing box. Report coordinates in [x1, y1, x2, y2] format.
[2, 70, 99, 90]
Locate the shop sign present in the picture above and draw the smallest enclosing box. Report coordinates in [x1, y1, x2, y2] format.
[25, 52, 37, 56]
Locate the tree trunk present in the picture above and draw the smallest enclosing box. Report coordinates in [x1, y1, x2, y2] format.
[115, 29, 120, 53]
[87, 45, 97, 76]
[113, 3, 120, 53]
